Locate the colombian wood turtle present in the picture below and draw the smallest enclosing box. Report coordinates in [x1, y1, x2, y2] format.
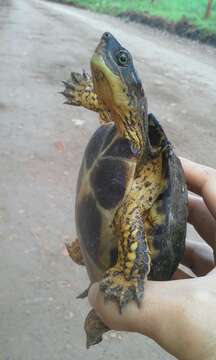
[61, 32, 187, 348]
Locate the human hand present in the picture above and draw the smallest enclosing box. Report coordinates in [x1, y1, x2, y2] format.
[88, 158, 216, 360]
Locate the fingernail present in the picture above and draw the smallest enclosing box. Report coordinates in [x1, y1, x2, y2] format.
[88, 283, 99, 307]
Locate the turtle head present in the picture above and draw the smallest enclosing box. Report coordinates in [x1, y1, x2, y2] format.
[91, 32, 148, 155]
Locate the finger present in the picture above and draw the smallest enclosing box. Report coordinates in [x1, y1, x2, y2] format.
[187, 193, 216, 250]
[181, 239, 215, 276]
[180, 157, 216, 219]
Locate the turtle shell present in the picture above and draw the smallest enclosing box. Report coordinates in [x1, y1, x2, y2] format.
[75, 114, 187, 283]
[75, 123, 137, 283]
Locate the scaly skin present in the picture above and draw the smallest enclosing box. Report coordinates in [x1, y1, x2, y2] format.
[62, 70, 110, 124]
[100, 153, 166, 308]
[65, 238, 84, 266]
[100, 198, 151, 309]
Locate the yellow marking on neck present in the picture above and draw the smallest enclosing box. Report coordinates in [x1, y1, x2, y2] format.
[91, 54, 129, 114]
[91, 54, 144, 151]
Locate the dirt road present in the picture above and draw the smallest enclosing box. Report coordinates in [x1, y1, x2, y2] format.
[0, 0, 215, 359]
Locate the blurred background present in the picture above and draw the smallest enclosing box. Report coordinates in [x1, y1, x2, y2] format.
[60, 0, 216, 43]
[0, 0, 215, 359]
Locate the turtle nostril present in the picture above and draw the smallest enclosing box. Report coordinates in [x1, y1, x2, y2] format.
[103, 32, 111, 40]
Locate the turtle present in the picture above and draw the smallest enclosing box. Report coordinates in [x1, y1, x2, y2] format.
[61, 32, 187, 348]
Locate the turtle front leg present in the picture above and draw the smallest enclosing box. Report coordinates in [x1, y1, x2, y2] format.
[65, 238, 85, 266]
[61, 71, 110, 124]
[100, 203, 151, 310]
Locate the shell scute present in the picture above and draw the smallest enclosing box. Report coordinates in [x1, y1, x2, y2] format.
[148, 151, 187, 280]
[105, 137, 134, 159]
[76, 193, 101, 263]
[85, 124, 111, 169]
[100, 123, 117, 151]
[90, 158, 128, 210]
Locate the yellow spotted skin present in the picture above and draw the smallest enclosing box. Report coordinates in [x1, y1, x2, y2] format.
[100, 151, 166, 306]
[62, 70, 110, 124]
[62, 33, 187, 348]
[65, 238, 85, 266]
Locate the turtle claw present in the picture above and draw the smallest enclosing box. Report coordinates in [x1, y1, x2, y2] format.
[61, 80, 76, 90]
[61, 71, 93, 106]
[135, 280, 144, 308]
[82, 69, 90, 82]
[77, 287, 89, 299]
[100, 269, 144, 312]
[70, 71, 83, 84]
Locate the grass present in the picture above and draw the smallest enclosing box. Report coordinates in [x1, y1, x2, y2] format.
[64, 0, 216, 34]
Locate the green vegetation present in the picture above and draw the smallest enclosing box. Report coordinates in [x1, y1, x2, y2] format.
[65, 0, 216, 34]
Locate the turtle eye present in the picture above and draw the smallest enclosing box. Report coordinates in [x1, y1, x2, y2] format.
[116, 50, 129, 67]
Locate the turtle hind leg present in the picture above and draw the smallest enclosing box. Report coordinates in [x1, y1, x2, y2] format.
[85, 309, 109, 349]
[100, 203, 151, 311]
[65, 238, 85, 266]
[100, 269, 145, 310]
